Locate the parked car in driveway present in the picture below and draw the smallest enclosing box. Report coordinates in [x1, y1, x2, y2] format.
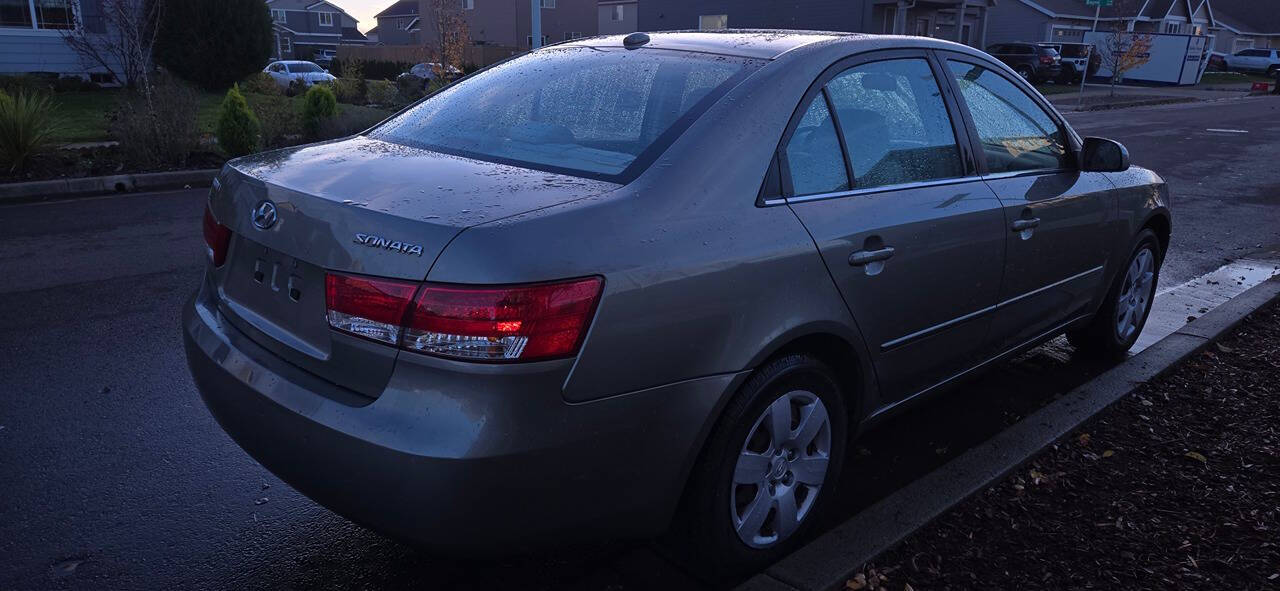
[987, 42, 1062, 83]
[263, 60, 336, 89]
[1039, 42, 1099, 83]
[313, 49, 337, 66]
[188, 31, 1171, 578]
[1223, 48, 1280, 75]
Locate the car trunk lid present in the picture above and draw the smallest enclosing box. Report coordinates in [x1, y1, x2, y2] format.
[207, 136, 620, 398]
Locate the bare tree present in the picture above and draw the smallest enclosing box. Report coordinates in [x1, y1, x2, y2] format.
[61, 0, 163, 91]
[422, 0, 470, 77]
[1097, 28, 1154, 93]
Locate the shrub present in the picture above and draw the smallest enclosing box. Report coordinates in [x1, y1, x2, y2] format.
[111, 79, 199, 169]
[240, 72, 280, 96]
[286, 78, 309, 98]
[333, 78, 366, 105]
[366, 80, 398, 105]
[0, 74, 52, 96]
[334, 59, 413, 81]
[396, 75, 425, 103]
[250, 94, 299, 149]
[301, 84, 338, 139]
[155, 0, 273, 91]
[0, 90, 62, 174]
[216, 85, 260, 157]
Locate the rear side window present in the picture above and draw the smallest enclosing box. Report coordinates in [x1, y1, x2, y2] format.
[947, 60, 1069, 173]
[371, 47, 758, 182]
[784, 97, 849, 196]
[825, 58, 963, 189]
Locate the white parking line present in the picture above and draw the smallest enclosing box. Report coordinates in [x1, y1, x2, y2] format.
[1134, 258, 1280, 352]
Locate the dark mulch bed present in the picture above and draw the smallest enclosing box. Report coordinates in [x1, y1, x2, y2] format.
[853, 301, 1280, 590]
[1, 147, 225, 184]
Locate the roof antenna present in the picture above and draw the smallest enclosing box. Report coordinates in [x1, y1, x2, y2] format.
[623, 32, 650, 49]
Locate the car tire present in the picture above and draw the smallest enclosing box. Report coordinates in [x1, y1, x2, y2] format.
[1016, 65, 1034, 81]
[665, 354, 848, 581]
[1068, 229, 1163, 360]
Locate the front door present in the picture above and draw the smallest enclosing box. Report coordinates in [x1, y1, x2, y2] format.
[781, 52, 1006, 405]
[941, 56, 1114, 354]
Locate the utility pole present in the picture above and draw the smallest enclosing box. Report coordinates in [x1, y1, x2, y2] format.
[531, 0, 542, 48]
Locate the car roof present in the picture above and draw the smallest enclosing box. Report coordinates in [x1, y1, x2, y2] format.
[559, 29, 977, 60]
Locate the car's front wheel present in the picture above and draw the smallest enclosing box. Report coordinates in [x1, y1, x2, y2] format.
[1068, 229, 1163, 360]
[668, 354, 848, 580]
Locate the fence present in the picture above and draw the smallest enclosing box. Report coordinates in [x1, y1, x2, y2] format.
[337, 44, 524, 67]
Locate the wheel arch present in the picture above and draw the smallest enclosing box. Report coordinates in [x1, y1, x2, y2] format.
[1140, 210, 1172, 257]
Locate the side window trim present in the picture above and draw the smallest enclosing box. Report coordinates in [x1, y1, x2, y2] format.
[936, 51, 1081, 176]
[767, 48, 981, 206]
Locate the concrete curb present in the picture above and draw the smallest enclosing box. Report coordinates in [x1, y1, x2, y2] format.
[1058, 96, 1200, 112]
[740, 275, 1280, 591]
[0, 169, 219, 205]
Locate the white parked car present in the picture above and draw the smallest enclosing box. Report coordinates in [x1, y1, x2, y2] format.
[314, 49, 336, 66]
[264, 60, 337, 90]
[1223, 48, 1280, 75]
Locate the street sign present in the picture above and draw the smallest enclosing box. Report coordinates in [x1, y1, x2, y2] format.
[1086, 0, 1113, 6]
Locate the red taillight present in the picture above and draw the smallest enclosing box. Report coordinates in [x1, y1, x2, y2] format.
[403, 277, 603, 362]
[324, 273, 418, 345]
[323, 272, 604, 362]
[1040, 55, 1054, 65]
[202, 205, 232, 267]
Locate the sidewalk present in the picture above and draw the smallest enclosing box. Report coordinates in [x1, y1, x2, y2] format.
[1047, 83, 1254, 111]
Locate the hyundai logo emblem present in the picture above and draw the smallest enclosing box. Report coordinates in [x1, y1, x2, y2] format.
[251, 200, 278, 230]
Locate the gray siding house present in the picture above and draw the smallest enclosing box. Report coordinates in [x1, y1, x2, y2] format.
[637, 0, 996, 49]
[373, 0, 419, 46]
[984, 0, 1266, 55]
[599, 0, 638, 35]
[268, 0, 369, 62]
[0, 0, 119, 79]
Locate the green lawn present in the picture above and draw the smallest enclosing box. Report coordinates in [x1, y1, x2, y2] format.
[49, 88, 395, 145]
[1198, 71, 1274, 86]
[1034, 83, 1084, 96]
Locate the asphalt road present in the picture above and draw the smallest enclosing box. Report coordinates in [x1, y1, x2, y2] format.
[2, 96, 1279, 591]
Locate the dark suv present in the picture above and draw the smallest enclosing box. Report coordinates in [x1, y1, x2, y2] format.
[987, 42, 1062, 83]
[1040, 42, 1100, 83]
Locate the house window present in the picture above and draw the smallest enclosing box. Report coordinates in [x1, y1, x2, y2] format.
[913, 17, 930, 37]
[699, 14, 727, 30]
[564, 31, 582, 40]
[882, 6, 897, 33]
[318, 12, 333, 26]
[540, 0, 554, 8]
[611, 5, 623, 21]
[526, 34, 548, 46]
[462, 0, 474, 9]
[279, 35, 292, 56]
[271, 8, 285, 23]
[2, 0, 77, 30]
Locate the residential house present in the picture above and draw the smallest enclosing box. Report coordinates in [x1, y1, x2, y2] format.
[985, 1, 1268, 55]
[268, 0, 369, 62]
[0, 0, 117, 79]
[637, 1, 996, 49]
[454, 0, 596, 50]
[365, 24, 380, 43]
[1209, 0, 1280, 52]
[599, 0, 638, 35]
[374, 0, 419, 45]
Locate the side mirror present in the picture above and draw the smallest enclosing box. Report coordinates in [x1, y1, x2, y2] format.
[1081, 137, 1130, 172]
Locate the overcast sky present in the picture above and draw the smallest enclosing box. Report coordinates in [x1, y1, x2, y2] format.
[332, 0, 393, 33]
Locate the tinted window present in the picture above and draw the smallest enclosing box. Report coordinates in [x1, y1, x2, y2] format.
[1012, 45, 1035, 55]
[825, 58, 963, 189]
[948, 61, 1069, 173]
[784, 96, 849, 196]
[1057, 44, 1090, 58]
[372, 47, 755, 182]
[987, 45, 1006, 54]
[287, 62, 323, 73]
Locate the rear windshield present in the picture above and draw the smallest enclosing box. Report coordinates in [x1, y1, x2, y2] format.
[370, 46, 760, 183]
[288, 63, 322, 73]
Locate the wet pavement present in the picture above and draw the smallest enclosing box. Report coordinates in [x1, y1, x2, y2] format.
[2, 96, 1279, 590]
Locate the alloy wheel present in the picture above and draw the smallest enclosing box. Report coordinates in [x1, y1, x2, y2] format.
[1115, 247, 1156, 342]
[730, 390, 832, 548]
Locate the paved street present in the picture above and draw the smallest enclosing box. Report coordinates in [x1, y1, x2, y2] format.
[2, 96, 1279, 591]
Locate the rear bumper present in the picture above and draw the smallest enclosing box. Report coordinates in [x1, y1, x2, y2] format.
[183, 278, 741, 553]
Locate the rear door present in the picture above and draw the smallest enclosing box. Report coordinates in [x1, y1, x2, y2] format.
[940, 54, 1114, 355]
[781, 50, 1007, 406]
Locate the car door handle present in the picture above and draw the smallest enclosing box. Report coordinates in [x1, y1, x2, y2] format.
[1011, 218, 1041, 232]
[849, 246, 895, 266]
